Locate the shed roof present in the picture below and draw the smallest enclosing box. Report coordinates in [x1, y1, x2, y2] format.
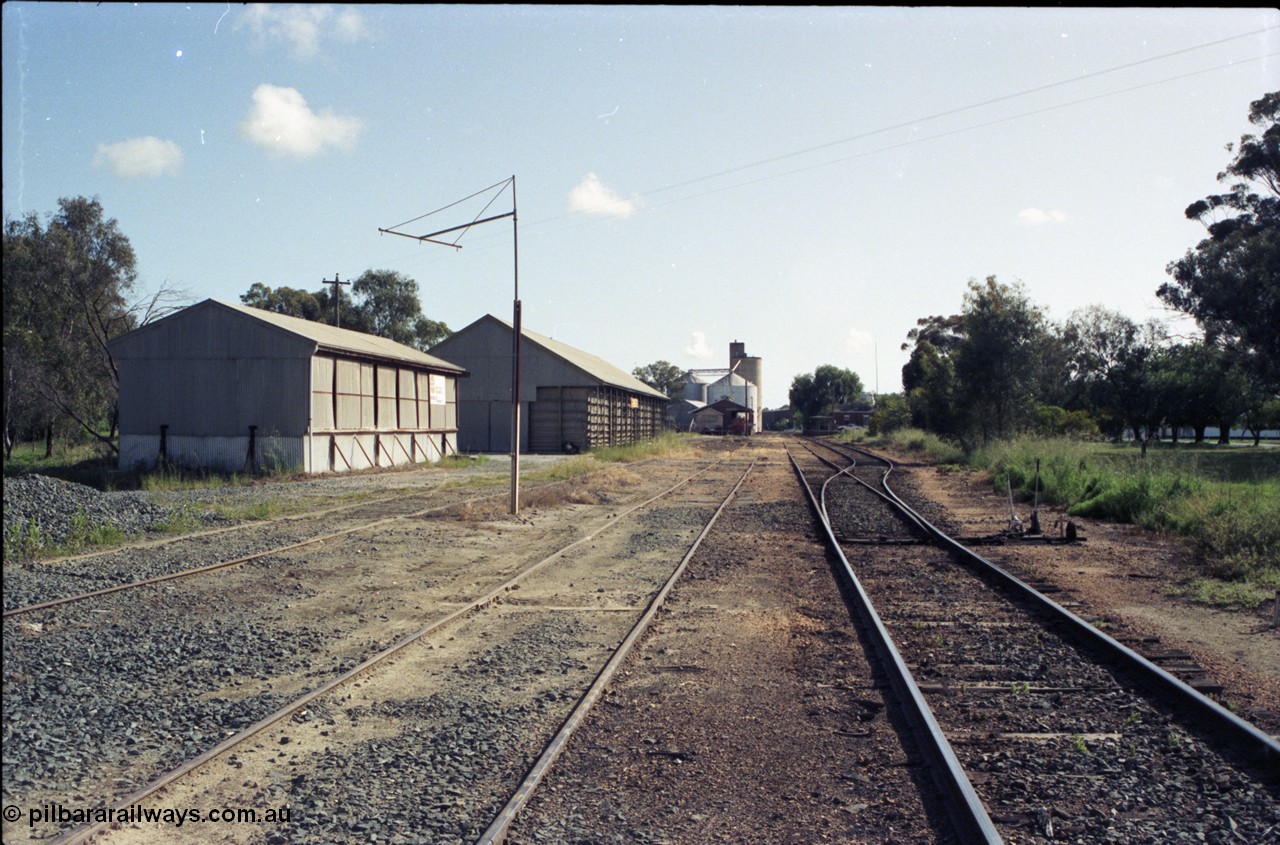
[706, 398, 752, 413]
[110, 299, 466, 374]
[440, 314, 668, 400]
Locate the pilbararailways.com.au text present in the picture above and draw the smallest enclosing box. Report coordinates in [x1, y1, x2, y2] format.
[7, 802, 291, 829]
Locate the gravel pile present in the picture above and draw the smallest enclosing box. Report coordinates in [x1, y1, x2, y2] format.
[3, 475, 215, 552]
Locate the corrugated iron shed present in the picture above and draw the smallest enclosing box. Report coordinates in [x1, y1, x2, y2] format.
[109, 299, 467, 474]
[430, 314, 668, 454]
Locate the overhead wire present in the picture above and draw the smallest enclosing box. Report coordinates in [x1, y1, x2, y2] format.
[381, 176, 513, 234]
[374, 27, 1277, 268]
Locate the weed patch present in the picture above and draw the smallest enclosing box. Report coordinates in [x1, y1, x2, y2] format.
[968, 437, 1279, 603]
[3, 508, 130, 562]
[591, 432, 692, 463]
[863, 428, 965, 464]
[1171, 576, 1277, 610]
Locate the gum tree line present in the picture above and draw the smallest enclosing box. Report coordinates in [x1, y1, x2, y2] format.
[2, 197, 182, 457]
[240, 270, 451, 352]
[882, 92, 1280, 449]
[789, 365, 865, 425]
[1, 196, 454, 458]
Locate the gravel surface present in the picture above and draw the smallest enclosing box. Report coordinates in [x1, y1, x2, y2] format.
[1, 450, 741, 845]
[3, 475, 223, 552]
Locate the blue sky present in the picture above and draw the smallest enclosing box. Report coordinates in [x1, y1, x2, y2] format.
[3, 5, 1277, 408]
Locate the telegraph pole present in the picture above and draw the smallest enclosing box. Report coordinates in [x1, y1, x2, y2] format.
[322, 274, 350, 327]
[509, 177, 521, 515]
[379, 177, 521, 514]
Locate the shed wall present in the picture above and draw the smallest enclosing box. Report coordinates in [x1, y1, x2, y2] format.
[118, 356, 312, 437]
[113, 303, 461, 473]
[431, 317, 665, 454]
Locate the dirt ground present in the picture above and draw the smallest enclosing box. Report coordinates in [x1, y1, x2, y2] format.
[894, 457, 1280, 733]
[508, 442, 954, 844]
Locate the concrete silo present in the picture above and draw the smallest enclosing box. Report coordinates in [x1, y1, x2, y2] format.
[729, 341, 763, 433]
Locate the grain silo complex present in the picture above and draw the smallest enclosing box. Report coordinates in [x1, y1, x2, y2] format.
[670, 341, 763, 434]
[429, 314, 669, 454]
[109, 299, 466, 474]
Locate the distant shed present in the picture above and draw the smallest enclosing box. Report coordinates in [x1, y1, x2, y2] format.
[108, 299, 467, 474]
[429, 314, 669, 454]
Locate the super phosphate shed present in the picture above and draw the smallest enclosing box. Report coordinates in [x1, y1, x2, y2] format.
[108, 299, 467, 474]
[428, 314, 669, 454]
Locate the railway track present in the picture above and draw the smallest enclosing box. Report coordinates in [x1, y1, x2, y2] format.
[791, 437, 1280, 843]
[7, 436, 1275, 844]
[4, 462, 648, 616]
[3, 450, 754, 844]
[502, 438, 958, 843]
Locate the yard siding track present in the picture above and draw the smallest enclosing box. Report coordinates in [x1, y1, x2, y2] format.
[4, 463, 656, 615]
[800, 437, 1280, 843]
[4, 450, 752, 845]
[504, 439, 955, 844]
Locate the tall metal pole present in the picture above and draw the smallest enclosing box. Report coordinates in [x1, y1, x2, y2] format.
[510, 176, 521, 515]
[376, 177, 519, 512]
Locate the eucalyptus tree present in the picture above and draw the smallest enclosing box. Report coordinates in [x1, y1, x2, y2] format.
[351, 269, 421, 346]
[789, 364, 865, 424]
[3, 197, 145, 453]
[1064, 305, 1168, 442]
[1160, 91, 1280, 392]
[240, 282, 324, 321]
[240, 269, 451, 352]
[953, 276, 1049, 443]
[632, 360, 686, 399]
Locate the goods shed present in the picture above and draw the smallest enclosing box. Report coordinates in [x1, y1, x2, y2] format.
[429, 314, 669, 454]
[692, 398, 753, 435]
[109, 299, 466, 474]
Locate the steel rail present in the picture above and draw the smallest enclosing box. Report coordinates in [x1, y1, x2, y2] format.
[475, 458, 758, 845]
[46, 459, 731, 845]
[813, 445, 934, 538]
[5, 467, 645, 619]
[819, 438, 1280, 769]
[786, 444, 1004, 844]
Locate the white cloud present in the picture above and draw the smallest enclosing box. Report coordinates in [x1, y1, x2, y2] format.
[846, 327, 874, 353]
[1017, 207, 1068, 227]
[568, 173, 637, 218]
[239, 84, 362, 159]
[333, 7, 371, 42]
[93, 137, 183, 179]
[684, 330, 713, 360]
[238, 4, 370, 59]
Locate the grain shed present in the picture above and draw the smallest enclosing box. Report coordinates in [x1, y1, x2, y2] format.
[429, 314, 669, 454]
[109, 299, 466, 474]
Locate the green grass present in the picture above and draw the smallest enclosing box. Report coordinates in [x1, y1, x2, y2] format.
[139, 466, 246, 492]
[1174, 575, 1279, 610]
[589, 431, 693, 463]
[969, 436, 1279, 607]
[859, 427, 966, 465]
[440, 453, 491, 469]
[4, 440, 117, 487]
[523, 455, 600, 483]
[3, 507, 130, 563]
[4, 518, 49, 563]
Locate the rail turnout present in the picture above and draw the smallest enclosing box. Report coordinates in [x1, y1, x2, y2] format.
[791, 436, 1279, 843]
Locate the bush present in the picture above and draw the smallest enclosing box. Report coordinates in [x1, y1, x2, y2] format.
[1190, 489, 1280, 583]
[972, 436, 1278, 597]
[866, 427, 965, 464]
